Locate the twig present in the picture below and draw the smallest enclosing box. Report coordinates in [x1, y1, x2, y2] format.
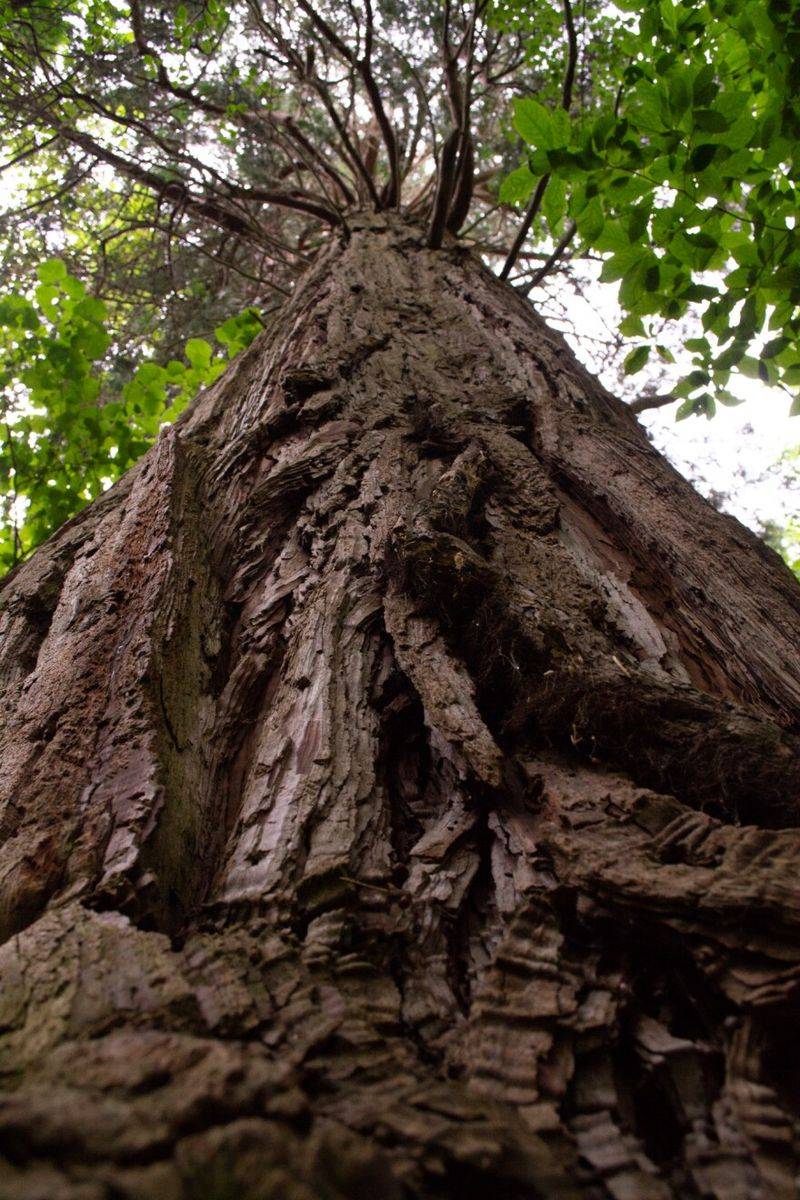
[296, 0, 399, 208]
[499, 175, 549, 278]
[518, 220, 577, 293]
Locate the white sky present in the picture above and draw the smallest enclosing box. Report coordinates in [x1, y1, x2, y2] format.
[642, 387, 798, 532]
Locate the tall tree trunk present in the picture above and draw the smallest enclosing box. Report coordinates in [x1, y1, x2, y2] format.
[2, 215, 800, 1200]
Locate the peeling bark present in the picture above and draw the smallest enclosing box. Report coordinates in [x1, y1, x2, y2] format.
[1, 215, 800, 1199]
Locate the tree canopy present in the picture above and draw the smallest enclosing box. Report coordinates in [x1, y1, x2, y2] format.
[0, 0, 798, 570]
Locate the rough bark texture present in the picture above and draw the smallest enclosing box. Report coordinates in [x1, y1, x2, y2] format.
[1, 215, 800, 1199]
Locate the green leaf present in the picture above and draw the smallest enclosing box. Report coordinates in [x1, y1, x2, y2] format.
[629, 81, 667, 133]
[619, 313, 646, 337]
[716, 342, 747, 370]
[35, 283, 60, 311]
[692, 108, 729, 133]
[738, 355, 762, 379]
[599, 246, 646, 283]
[576, 196, 604, 245]
[499, 162, 537, 205]
[667, 68, 691, 118]
[624, 345, 650, 375]
[542, 175, 567, 234]
[619, 256, 651, 309]
[63, 277, 86, 300]
[36, 258, 68, 285]
[185, 338, 213, 369]
[762, 336, 790, 359]
[75, 296, 107, 323]
[513, 98, 568, 150]
[551, 108, 571, 147]
[73, 326, 110, 360]
[684, 231, 717, 250]
[692, 64, 718, 107]
[644, 264, 661, 292]
[627, 204, 650, 243]
[715, 389, 744, 407]
[689, 143, 718, 171]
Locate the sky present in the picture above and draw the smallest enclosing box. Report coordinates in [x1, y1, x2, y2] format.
[642, 384, 798, 533]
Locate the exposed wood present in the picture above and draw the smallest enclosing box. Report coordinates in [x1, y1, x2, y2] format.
[1, 216, 799, 1198]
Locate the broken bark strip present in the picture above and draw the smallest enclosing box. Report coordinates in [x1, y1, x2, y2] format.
[1, 216, 799, 1198]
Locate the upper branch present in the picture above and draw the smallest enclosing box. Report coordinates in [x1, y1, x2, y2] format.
[295, 0, 400, 208]
[429, 0, 488, 247]
[500, 0, 578, 280]
[51, 121, 341, 240]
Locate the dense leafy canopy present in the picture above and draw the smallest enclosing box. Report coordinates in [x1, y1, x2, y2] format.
[0, 0, 797, 572]
[502, 0, 800, 420]
[0, 255, 262, 566]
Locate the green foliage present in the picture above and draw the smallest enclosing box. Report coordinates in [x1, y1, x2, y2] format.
[502, 0, 800, 419]
[0, 262, 263, 571]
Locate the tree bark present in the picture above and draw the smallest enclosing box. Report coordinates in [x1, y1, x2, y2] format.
[1, 214, 800, 1200]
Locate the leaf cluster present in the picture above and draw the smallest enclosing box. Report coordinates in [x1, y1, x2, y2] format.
[0, 258, 262, 570]
[503, 0, 800, 418]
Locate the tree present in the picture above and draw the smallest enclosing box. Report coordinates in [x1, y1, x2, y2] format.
[1, 3, 800, 1198]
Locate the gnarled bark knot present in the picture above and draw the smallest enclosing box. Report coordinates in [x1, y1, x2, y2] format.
[1, 219, 800, 1199]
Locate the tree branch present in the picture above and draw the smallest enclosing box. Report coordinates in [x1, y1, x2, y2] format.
[296, 0, 400, 208]
[427, 128, 460, 248]
[500, 0, 579, 280]
[629, 393, 677, 414]
[247, 0, 378, 208]
[499, 175, 549, 279]
[518, 220, 577, 293]
[129, 0, 354, 211]
[51, 122, 339, 244]
[446, 0, 487, 234]
[561, 0, 578, 111]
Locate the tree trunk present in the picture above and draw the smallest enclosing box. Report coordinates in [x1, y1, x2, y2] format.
[2, 214, 800, 1200]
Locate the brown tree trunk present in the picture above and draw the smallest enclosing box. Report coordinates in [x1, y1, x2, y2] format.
[1, 215, 800, 1200]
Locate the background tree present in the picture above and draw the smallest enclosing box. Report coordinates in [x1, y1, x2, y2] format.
[1, 2, 800, 1198]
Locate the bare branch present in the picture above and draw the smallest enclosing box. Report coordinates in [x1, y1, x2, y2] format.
[0, 158, 95, 219]
[561, 0, 578, 111]
[0, 133, 58, 174]
[362, 0, 400, 206]
[446, 0, 487, 234]
[247, 0, 378, 207]
[427, 127, 460, 249]
[296, 0, 400, 208]
[500, 0, 579, 279]
[499, 175, 549, 279]
[518, 220, 577, 293]
[268, 112, 355, 206]
[51, 121, 339, 242]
